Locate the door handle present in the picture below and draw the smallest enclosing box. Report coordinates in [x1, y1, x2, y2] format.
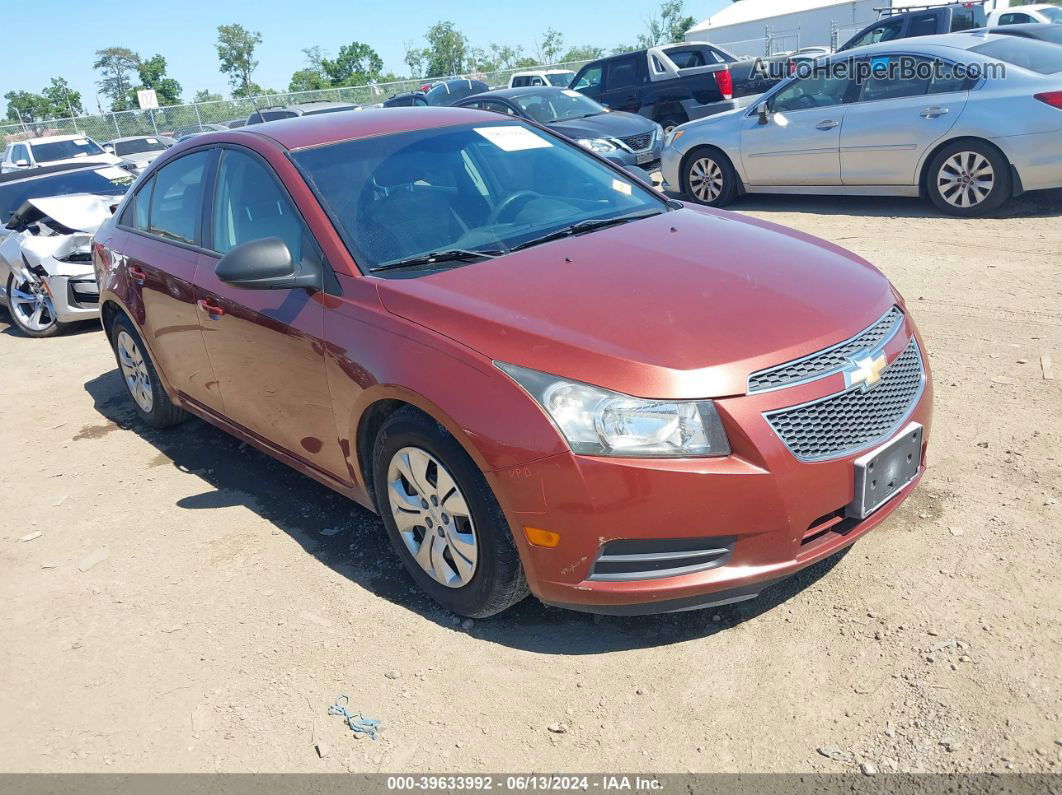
[816, 120, 839, 130]
[920, 106, 949, 119]
[128, 265, 146, 285]
[197, 298, 225, 318]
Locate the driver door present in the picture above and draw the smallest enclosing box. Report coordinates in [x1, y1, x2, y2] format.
[740, 67, 856, 186]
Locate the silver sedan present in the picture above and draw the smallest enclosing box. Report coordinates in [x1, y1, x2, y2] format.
[660, 32, 1062, 216]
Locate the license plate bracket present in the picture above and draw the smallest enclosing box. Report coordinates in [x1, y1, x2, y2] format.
[846, 422, 923, 519]
[636, 152, 655, 165]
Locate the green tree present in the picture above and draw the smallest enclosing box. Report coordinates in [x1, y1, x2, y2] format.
[639, 0, 696, 47]
[560, 45, 604, 62]
[4, 90, 48, 123]
[132, 54, 182, 106]
[322, 41, 384, 86]
[42, 78, 84, 117]
[216, 23, 262, 96]
[422, 21, 468, 77]
[288, 47, 330, 92]
[192, 89, 224, 103]
[403, 40, 427, 78]
[94, 46, 140, 110]
[538, 28, 564, 63]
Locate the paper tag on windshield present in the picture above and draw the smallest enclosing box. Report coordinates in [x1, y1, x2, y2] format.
[94, 166, 130, 180]
[146, 137, 158, 144]
[562, 89, 581, 98]
[475, 126, 552, 152]
[74, 138, 89, 146]
[611, 179, 632, 196]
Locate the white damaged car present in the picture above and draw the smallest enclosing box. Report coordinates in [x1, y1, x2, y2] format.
[0, 165, 132, 337]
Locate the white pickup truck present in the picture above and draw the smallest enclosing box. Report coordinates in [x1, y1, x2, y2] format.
[507, 70, 577, 88]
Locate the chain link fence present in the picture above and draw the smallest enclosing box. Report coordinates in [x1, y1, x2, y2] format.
[1, 59, 592, 145]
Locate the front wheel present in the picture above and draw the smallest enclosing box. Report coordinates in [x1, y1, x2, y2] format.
[683, 148, 739, 207]
[109, 313, 188, 428]
[6, 273, 71, 338]
[372, 407, 528, 618]
[926, 141, 1011, 217]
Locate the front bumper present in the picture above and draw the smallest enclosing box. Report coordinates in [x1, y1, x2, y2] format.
[48, 274, 100, 323]
[487, 322, 933, 615]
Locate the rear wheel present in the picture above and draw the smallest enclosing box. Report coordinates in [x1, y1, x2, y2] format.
[109, 313, 188, 428]
[683, 147, 739, 207]
[658, 115, 688, 135]
[6, 273, 71, 338]
[926, 141, 1011, 217]
[372, 407, 528, 618]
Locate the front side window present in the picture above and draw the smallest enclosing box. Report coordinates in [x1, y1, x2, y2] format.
[212, 149, 303, 262]
[858, 57, 933, 102]
[908, 13, 939, 37]
[30, 137, 105, 162]
[606, 58, 640, 89]
[292, 122, 664, 273]
[1042, 7, 1062, 23]
[12, 145, 29, 163]
[573, 65, 603, 90]
[147, 150, 210, 245]
[546, 72, 575, 86]
[771, 69, 853, 112]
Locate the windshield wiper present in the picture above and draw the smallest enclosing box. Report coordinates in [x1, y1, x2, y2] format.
[370, 248, 505, 274]
[510, 209, 664, 253]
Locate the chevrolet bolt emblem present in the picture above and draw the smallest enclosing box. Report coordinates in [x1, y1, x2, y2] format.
[844, 351, 888, 391]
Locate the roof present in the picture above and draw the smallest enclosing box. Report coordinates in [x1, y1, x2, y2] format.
[103, 135, 164, 144]
[463, 86, 571, 100]
[511, 69, 576, 75]
[688, 0, 859, 32]
[198, 106, 502, 151]
[21, 134, 93, 146]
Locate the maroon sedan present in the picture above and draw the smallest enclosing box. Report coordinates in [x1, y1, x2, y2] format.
[92, 108, 932, 617]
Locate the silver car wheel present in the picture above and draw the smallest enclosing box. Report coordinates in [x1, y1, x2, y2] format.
[386, 446, 478, 589]
[116, 330, 154, 413]
[688, 157, 724, 202]
[937, 152, 994, 209]
[9, 274, 57, 332]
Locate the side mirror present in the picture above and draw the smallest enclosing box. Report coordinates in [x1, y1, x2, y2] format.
[103, 145, 115, 154]
[757, 102, 770, 125]
[215, 237, 322, 291]
[14, 159, 29, 167]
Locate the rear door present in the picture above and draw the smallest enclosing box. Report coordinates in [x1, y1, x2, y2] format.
[740, 65, 856, 185]
[839, 55, 968, 186]
[601, 55, 644, 113]
[193, 145, 346, 480]
[116, 149, 224, 411]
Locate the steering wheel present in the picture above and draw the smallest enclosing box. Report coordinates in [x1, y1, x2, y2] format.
[486, 190, 541, 226]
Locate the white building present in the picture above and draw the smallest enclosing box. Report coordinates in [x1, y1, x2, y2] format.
[684, 0, 1007, 57]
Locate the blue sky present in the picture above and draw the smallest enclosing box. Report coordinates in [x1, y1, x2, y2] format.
[5, 0, 729, 116]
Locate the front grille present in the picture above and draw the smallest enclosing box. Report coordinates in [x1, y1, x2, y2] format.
[765, 339, 924, 461]
[618, 132, 654, 152]
[588, 536, 734, 581]
[748, 307, 903, 392]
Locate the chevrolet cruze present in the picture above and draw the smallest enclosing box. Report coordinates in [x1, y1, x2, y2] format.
[93, 107, 933, 617]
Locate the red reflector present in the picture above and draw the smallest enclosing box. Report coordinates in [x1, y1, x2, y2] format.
[1035, 91, 1062, 109]
[714, 68, 733, 100]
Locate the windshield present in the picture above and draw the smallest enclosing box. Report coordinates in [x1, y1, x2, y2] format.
[546, 71, 576, 86]
[113, 138, 167, 156]
[971, 36, 1062, 73]
[513, 90, 607, 123]
[0, 167, 133, 225]
[31, 138, 105, 162]
[292, 122, 664, 273]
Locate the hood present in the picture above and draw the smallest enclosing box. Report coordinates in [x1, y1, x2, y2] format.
[548, 111, 657, 142]
[39, 153, 122, 168]
[121, 151, 163, 166]
[375, 208, 897, 399]
[20, 194, 118, 233]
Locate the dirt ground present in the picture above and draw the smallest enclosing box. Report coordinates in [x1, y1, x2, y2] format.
[1, 190, 1059, 776]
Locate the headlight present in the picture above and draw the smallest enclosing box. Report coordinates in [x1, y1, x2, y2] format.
[496, 362, 730, 458]
[577, 137, 618, 154]
[664, 129, 685, 148]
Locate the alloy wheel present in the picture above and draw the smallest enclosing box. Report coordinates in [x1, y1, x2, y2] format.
[688, 157, 725, 203]
[9, 274, 57, 332]
[116, 330, 154, 413]
[937, 151, 994, 209]
[386, 446, 478, 589]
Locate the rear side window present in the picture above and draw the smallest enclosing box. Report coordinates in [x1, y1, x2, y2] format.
[908, 13, 939, 37]
[211, 149, 303, 262]
[606, 58, 640, 89]
[971, 38, 1062, 74]
[859, 56, 932, 102]
[147, 150, 210, 245]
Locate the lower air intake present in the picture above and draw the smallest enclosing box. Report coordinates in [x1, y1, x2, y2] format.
[588, 536, 735, 581]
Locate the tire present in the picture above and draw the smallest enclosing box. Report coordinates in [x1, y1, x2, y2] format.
[658, 115, 688, 135]
[925, 140, 1011, 217]
[5, 273, 73, 338]
[108, 313, 188, 428]
[372, 407, 528, 618]
[683, 147, 740, 207]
